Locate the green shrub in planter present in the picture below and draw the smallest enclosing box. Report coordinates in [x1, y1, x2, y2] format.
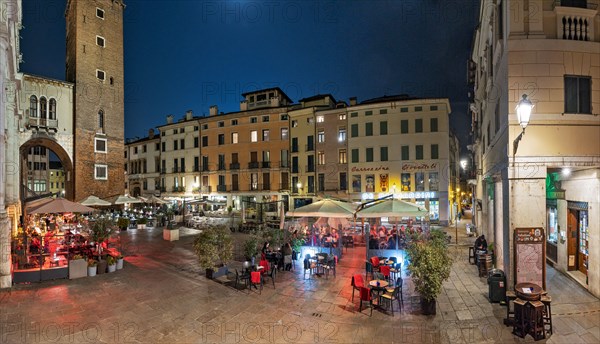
[193, 225, 233, 278]
[136, 217, 148, 225]
[117, 217, 130, 230]
[243, 236, 259, 261]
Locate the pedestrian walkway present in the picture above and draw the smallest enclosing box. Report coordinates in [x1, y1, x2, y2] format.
[1, 224, 598, 343]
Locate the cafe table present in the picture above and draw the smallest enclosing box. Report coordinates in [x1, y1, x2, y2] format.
[369, 279, 389, 306]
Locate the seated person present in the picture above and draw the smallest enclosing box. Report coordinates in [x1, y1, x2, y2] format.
[475, 235, 488, 252]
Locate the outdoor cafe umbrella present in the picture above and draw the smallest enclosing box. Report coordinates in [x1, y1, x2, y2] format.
[286, 199, 355, 218]
[28, 198, 95, 214]
[80, 195, 111, 207]
[146, 195, 168, 204]
[105, 195, 143, 205]
[355, 198, 429, 218]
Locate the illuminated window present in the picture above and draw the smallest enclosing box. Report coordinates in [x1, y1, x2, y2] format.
[251, 130, 258, 142]
[316, 116, 324, 123]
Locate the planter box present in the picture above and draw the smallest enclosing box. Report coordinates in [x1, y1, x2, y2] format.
[97, 260, 107, 274]
[163, 229, 179, 241]
[88, 266, 97, 277]
[137, 224, 146, 230]
[205, 265, 228, 279]
[69, 259, 87, 279]
[107, 264, 117, 273]
[116, 258, 124, 270]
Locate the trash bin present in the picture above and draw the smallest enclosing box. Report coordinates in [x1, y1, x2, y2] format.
[488, 269, 506, 303]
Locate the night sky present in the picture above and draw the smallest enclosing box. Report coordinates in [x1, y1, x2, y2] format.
[20, 0, 479, 150]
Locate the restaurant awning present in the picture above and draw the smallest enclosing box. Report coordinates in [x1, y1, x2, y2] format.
[28, 198, 95, 214]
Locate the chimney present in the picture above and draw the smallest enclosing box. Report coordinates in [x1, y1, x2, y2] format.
[209, 105, 218, 116]
[166, 114, 174, 124]
[349, 97, 357, 106]
[148, 128, 155, 139]
[240, 100, 248, 111]
[185, 110, 193, 120]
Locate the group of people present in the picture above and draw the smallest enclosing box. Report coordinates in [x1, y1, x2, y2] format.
[261, 241, 294, 271]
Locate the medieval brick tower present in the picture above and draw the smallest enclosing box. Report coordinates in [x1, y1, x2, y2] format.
[65, 0, 125, 201]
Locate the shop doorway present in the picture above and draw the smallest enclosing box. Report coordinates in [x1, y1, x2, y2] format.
[567, 208, 589, 275]
[567, 209, 578, 271]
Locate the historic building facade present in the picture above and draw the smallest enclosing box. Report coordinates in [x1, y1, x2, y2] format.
[470, 0, 600, 297]
[125, 129, 161, 198]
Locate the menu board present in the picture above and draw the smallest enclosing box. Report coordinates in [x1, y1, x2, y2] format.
[514, 227, 546, 290]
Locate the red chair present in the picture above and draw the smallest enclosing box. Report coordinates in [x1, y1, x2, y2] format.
[259, 260, 270, 274]
[358, 287, 373, 316]
[370, 256, 380, 272]
[351, 274, 364, 301]
[250, 271, 262, 294]
[379, 265, 391, 281]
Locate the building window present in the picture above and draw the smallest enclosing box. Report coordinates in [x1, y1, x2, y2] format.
[143, 144, 147, 153]
[316, 116, 324, 123]
[262, 129, 269, 141]
[379, 109, 387, 114]
[194, 137, 199, 148]
[96, 35, 105, 47]
[365, 122, 373, 136]
[232, 132, 238, 144]
[317, 129, 325, 143]
[94, 138, 107, 153]
[416, 145, 424, 160]
[218, 121, 224, 127]
[231, 119, 238, 125]
[351, 149, 359, 163]
[281, 128, 288, 140]
[29, 95, 38, 117]
[251, 130, 258, 142]
[428, 172, 439, 191]
[49, 99, 56, 120]
[415, 119, 423, 133]
[351, 124, 359, 137]
[340, 172, 347, 190]
[338, 127, 346, 142]
[400, 107, 408, 113]
[350, 112, 358, 118]
[218, 134, 225, 145]
[262, 115, 270, 122]
[415, 106, 423, 112]
[202, 136, 208, 147]
[202, 124, 208, 130]
[430, 118, 438, 132]
[366, 148, 373, 162]
[96, 69, 105, 81]
[161, 142, 165, 152]
[180, 138, 185, 149]
[39, 97, 47, 118]
[250, 117, 258, 123]
[339, 149, 347, 164]
[318, 173, 325, 192]
[96, 7, 105, 19]
[352, 175, 361, 192]
[291, 137, 298, 152]
[415, 172, 425, 191]
[401, 120, 408, 133]
[380, 121, 387, 135]
[317, 151, 325, 165]
[380, 147, 388, 161]
[430, 105, 438, 111]
[291, 120, 298, 127]
[339, 114, 347, 120]
[565, 75, 591, 114]
[97, 110, 105, 131]
[401, 173, 411, 191]
[155, 142, 160, 151]
[280, 114, 288, 120]
[365, 111, 373, 116]
[95, 164, 108, 180]
[431, 144, 439, 159]
[173, 140, 178, 150]
[401, 145, 409, 160]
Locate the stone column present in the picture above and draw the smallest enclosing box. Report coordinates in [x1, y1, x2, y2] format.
[0, 34, 12, 288]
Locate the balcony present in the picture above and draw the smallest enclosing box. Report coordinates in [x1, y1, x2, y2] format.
[261, 161, 271, 168]
[172, 186, 185, 192]
[280, 161, 289, 168]
[27, 117, 58, 131]
[291, 145, 299, 153]
[305, 164, 315, 173]
[217, 185, 227, 192]
[229, 163, 240, 170]
[279, 183, 290, 191]
[201, 186, 212, 193]
[249, 183, 270, 191]
[248, 161, 259, 169]
[193, 165, 200, 172]
[218, 164, 226, 171]
[202, 165, 210, 172]
[554, 1, 597, 41]
[161, 168, 167, 174]
[231, 184, 239, 191]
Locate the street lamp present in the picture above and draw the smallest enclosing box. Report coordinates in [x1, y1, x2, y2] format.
[296, 181, 302, 194]
[513, 94, 534, 155]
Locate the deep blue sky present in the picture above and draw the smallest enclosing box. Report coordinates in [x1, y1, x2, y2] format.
[20, 0, 479, 147]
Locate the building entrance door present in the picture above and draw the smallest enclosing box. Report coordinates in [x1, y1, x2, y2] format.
[567, 209, 578, 271]
[578, 211, 588, 275]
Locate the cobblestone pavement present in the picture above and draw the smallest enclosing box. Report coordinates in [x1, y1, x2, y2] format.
[1, 218, 598, 344]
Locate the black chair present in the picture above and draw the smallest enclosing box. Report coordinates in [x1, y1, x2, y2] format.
[386, 277, 404, 304]
[234, 269, 249, 290]
[262, 262, 276, 288]
[381, 285, 401, 315]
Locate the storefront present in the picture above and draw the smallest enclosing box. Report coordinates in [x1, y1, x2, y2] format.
[546, 199, 558, 263]
[567, 201, 588, 276]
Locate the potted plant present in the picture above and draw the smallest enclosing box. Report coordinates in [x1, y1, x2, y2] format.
[87, 259, 98, 277]
[89, 217, 117, 247]
[193, 225, 233, 279]
[107, 256, 117, 273]
[243, 236, 259, 266]
[116, 255, 124, 270]
[69, 254, 87, 279]
[136, 217, 147, 230]
[406, 229, 453, 315]
[117, 217, 130, 231]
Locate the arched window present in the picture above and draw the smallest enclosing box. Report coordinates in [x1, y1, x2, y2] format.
[98, 110, 104, 132]
[49, 99, 57, 120]
[29, 95, 38, 117]
[39, 97, 47, 119]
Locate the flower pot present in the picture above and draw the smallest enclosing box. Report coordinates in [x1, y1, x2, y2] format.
[420, 298, 437, 315]
[163, 228, 179, 241]
[88, 266, 97, 277]
[69, 259, 87, 279]
[137, 224, 146, 230]
[116, 258, 124, 270]
[107, 264, 117, 273]
[97, 260, 107, 274]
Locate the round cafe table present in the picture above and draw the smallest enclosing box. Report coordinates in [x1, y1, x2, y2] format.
[369, 280, 389, 306]
[369, 279, 389, 288]
[515, 282, 543, 301]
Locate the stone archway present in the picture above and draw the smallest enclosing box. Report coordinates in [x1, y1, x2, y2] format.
[20, 137, 74, 201]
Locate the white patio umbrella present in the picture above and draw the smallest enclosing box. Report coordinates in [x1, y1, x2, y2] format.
[105, 195, 143, 205]
[80, 195, 111, 207]
[355, 198, 429, 218]
[286, 199, 355, 218]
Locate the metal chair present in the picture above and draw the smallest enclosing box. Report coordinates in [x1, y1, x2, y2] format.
[351, 274, 364, 302]
[381, 285, 401, 315]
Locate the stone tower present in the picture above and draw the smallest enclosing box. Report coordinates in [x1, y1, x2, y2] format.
[65, 0, 125, 201]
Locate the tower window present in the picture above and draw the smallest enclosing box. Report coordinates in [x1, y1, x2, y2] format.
[39, 97, 47, 119]
[96, 8, 105, 19]
[94, 164, 108, 180]
[98, 110, 104, 132]
[49, 99, 56, 120]
[96, 36, 105, 47]
[29, 95, 38, 117]
[95, 138, 107, 153]
[96, 70, 105, 81]
[109, 77, 114, 85]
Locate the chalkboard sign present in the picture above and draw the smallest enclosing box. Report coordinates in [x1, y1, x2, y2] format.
[514, 227, 546, 290]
